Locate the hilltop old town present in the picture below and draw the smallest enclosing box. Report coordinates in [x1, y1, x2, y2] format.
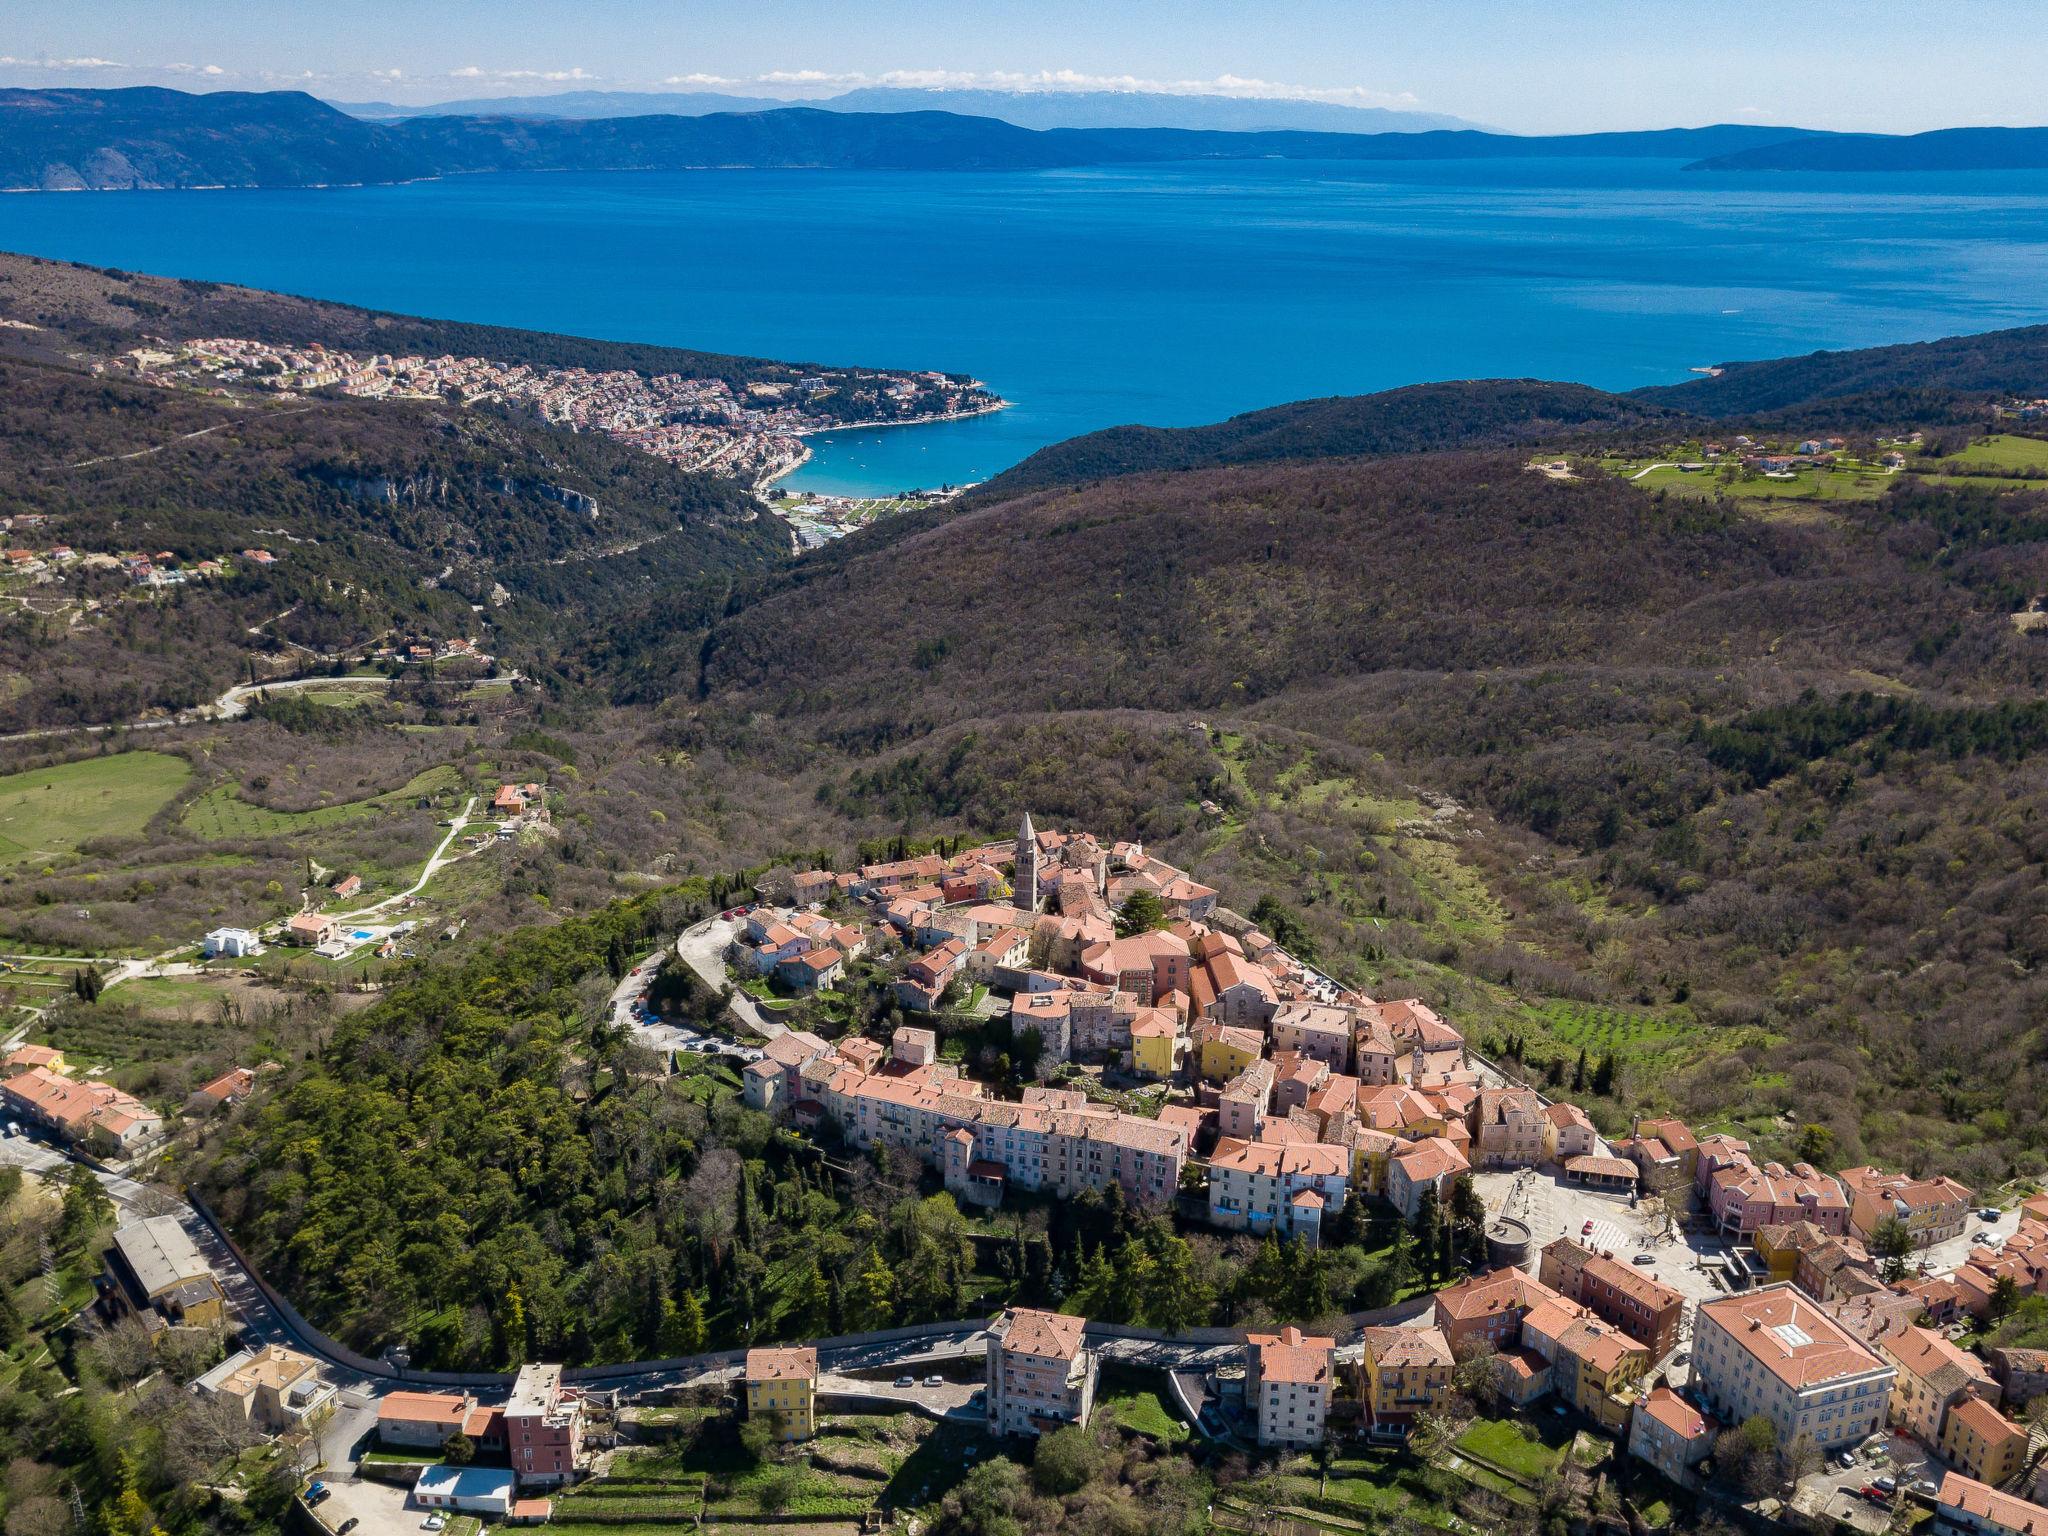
[13, 815, 2048, 1536]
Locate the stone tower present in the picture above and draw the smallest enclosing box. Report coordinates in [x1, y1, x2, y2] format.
[1016, 811, 1041, 913]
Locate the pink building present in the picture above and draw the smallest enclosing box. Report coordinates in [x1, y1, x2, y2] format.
[505, 1364, 584, 1488]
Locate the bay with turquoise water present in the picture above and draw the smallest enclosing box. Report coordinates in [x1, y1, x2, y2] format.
[7, 158, 2048, 493]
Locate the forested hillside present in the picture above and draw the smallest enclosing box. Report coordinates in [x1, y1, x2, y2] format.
[1629, 322, 2048, 417]
[975, 380, 1676, 497]
[0, 352, 781, 729]
[630, 445, 2048, 1188]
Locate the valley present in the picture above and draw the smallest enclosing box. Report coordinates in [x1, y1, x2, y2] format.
[8, 247, 2048, 1536]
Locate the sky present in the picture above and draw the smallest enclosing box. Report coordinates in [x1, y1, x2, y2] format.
[5, 0, 2047, 135]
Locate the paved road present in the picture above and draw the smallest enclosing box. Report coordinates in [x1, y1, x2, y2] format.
[674, 914, 781, 1041]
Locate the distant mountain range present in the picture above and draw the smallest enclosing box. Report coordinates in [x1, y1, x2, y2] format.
[326, 85, 1485, 135]
[7, 86, 2048, 192]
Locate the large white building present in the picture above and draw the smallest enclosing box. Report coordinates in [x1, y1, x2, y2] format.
[1207, 1137, 1348, 1244]
[796, 1054, 1188, 1210]
[987, 1307, 1096, 1439]
[1692, 1285, 1895, 1452]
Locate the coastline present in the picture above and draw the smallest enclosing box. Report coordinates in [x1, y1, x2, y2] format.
[756, 397, 1012, 491]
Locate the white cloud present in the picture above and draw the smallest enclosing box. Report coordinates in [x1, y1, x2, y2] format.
[449, 65, 485, 79]
[725, 66, 1420, 108]
[663, 72, 737, 86]
[0, 54, 130, 71]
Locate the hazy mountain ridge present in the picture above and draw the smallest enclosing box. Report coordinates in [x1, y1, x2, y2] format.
[328, 85, 1484, 134]
[0, 86, 1870, 191]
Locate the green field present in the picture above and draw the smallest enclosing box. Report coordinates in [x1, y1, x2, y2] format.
[179, 764, 463, 840]
[0, 752, 192, 868]
[1932, 433, 2048, 473]
[1453, 1417, 1567, 1484]
[1604, 457, 1896, 503]
[1097, 1385, 1189, 1444]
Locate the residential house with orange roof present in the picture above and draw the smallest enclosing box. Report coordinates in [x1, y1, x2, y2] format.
[186, 1066, 257, 1114]
[987, 1307, 1096, 1438]
[1433, 1270, 1567, 1358]
[1628, 1385, 1716, 1488]
[1942, 1397, 2029, 1489]
[2, 1065, 161, 1152]
[1356, 1324, 1454, 1440]
[1079, 929, 1190, 1006]
[1840, 1166, 1974, 1248]
[1, 1043, 64, 1075]
[1692, 1285, 1895, 1451]
[1538, 1237, 1686, 1358]
[1244, 1325, 1336, 1447]
[1876, 1324, 1997, 1444]
[1543, 1101, 1598, 1163]
[1633, 1118, 1700, 1184]
[379, 1390, 477, 1449]
[1934, 1472, 2048, 1536]
[1388, 1135, 1469, 1221]
[744, 1347, 819, 1441]
[1706, 1159, 1847, 1238]
[1195, 1021, 1265, 1084]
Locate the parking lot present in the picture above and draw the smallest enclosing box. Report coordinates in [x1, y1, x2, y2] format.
[307, 1475, 417, 1536]
[1791, 1432, 1940, 1533]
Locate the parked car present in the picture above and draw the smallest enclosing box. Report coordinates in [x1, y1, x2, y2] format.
[895, 1375, 915, 1388]
[1833, 1451, 1856, 1470]
[304, 1484, 330, 1506]
[1874, 1475, 1897, 1494]
[924, 1374, 944, 1387]
[1581, 1219, 1595, 1234]
[337, 1519, 359, 1535]
[1981, 1207, 2001, 1221]
[1632, 1253, 1655, 1265]
[422, 1518, 446, 1532]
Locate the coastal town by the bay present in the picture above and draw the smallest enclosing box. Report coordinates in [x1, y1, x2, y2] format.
[9, 814, 2048, 1536]
[113, 336, 1005, 489]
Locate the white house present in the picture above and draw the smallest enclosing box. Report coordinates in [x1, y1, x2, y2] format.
[412, 1466, 517, 1516]
[203, 928, 262, 959]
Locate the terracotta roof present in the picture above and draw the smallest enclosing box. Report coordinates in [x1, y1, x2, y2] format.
[1210, 1137, 1347, 1179]
[1362, 1325, 1453, 1369]
[1936, 1472, 2048, 1534]
[1246, 1325, 1335, 1385]
[1434, 1269, 1561, 1321]
[379, 1391, 471, 1427]
[1699, 1286, 1891, 1391]
[1884, 1326, 1993, 1397]
[1948, 1394, 2024, 1447]
[745, 1346, 818, 1382]
[999, 1307, 1087, 1361]
[1639, 1385, 1710, 1439]
[1392, 1135, 1469, 1183]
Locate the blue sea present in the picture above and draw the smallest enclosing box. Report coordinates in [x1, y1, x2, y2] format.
[7, 158, 2048, 493]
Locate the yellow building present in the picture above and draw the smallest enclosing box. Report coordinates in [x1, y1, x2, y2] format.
[1357, 1325, 1454, 1439]
[744, 1347, 819, 1441]
[1131, 1012, 1179, 1079]
[1198, 1025, 1262, 1085]
[1558, 1319, 1650, 1432]
[1940, 1396, 2028, 1488]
